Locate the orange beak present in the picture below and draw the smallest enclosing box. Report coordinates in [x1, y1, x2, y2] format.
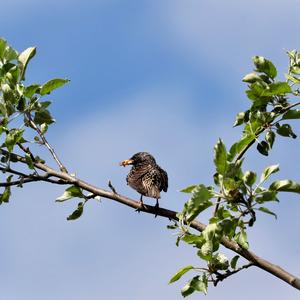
[119, 159, 134, 167]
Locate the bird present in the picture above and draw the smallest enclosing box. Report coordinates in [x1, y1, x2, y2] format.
[119, 152, 168, 211]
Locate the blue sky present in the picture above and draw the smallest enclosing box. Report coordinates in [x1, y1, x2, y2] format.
[1, 1, 300, 299]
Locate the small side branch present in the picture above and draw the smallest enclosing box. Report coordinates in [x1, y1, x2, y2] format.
[235, 101, 300, 163]
[17, 142, 35, 161]
[213, 197, 221, 216]
[0, 166, 67, 187]
[108, 180, 118, 194]
[0, 176, 67, 187]
[26, 113, 68, 173]
[213, 263, 254, 286]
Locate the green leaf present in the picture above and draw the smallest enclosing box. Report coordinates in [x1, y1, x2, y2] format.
[56, 186, 84, 202]
[258, 207, 277, 219]
[25, 153, 35, 170]
[230, 255, 240, 269]
[211, 253, 229, 271]
[245, 82, 270, 104]
[169, 265, 194, 284]
[202, 223, 222, 241]
[181, 234, 204, 246]
[255, 190, 278, 203]
[214, 139, 227, 175]
[282, 109, 300, 120]
[32, 155, 44, 164]
[269, 180, 300, 194]
[0, 187, 11, 203]
[233, 112, 245, 127]
[200, 241, 213, 259]
[0, 175, 12, 204]
[243, 171, 257, 186]
[40, 78, 70, 95]
[18, 47, 36, 80]
[216, 207, 232, 219]
[242, 72, 262, 83]
[5, 66, 20, 86]
[276, 124, 297, 139]
[2, 82, 16, 105]
[235, 229, 249, 249]
[40, 123, 48, 134]
[257, 141, 269, 156]
[265, 131, 275, 149]
[291, 66, 300, 75]
[181, 281, 195, 297]
[67, 202, 84, 221]
[5, 129, 24, 152]
[285, 73, 300, 84]
[262, 82, 292, 96]
[167, 224, 177, 230]
[228, 134, 255, 162]
[17, 97, 26, 112]
[181, 275, 208, 297]
[24, 84, 40, 98]
[34, 109, 55, 125]
[260, 164, 279, 182]
[180, 185, 197, 193]
[182, 185, 213, 222]
[0, 38, 7, 59]
[0, 39, 18, 62]
[252, 56, 277, 79]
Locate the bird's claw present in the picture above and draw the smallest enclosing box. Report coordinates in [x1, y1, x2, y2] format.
[135, 201, 146, 213]
[154, 201, 159, 218]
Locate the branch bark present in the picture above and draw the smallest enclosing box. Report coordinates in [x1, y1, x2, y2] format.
[1, 149, 300, 291]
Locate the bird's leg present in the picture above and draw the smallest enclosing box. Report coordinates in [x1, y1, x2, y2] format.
[154, 199, 159, 218]
[135, 194, 146, 212]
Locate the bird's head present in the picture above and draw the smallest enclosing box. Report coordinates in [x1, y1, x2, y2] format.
[119, 152, 156, 167]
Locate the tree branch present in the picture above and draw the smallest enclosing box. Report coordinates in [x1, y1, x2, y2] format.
[17, 142, 35, 161]
[235, 101, 300, 163]
[0, 176, 67, 187]
[26, 113, 68, 173]
[1, 149, 300, 291]
[0, 166, 68, 187]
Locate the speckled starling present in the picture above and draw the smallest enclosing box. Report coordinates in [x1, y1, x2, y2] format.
[120, 152, 168, 209]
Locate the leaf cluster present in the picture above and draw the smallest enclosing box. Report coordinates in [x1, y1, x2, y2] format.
[169, 52, 300, 296]
[0, 38, 69, 204]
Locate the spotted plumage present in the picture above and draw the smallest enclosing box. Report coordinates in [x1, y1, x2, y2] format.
[120, 152, 168, 209]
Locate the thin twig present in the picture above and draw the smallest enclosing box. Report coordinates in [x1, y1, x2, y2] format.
[0, 166, 68, 187]
[213, 263, 254, 286]
[108, 180, 118, 194]
[0, 166, 29, 178]
[0, 176, 67, 187]
[25, 113, 68, 173]
[213, 197, 221, 216]
[17, 142, 35, 161]
[235, 101, 300, 163]
[17, 142, 40, 175]
[283, 101, 300, 112]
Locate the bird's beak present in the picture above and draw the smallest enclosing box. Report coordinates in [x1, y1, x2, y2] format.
[119, 159, 134, 167]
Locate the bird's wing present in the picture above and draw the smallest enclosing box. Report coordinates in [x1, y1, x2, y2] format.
[126, 165, 147, 184]
[158, 166, 168, 192]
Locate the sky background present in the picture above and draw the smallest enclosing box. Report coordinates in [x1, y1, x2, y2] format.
[1, 0, 300, 299]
